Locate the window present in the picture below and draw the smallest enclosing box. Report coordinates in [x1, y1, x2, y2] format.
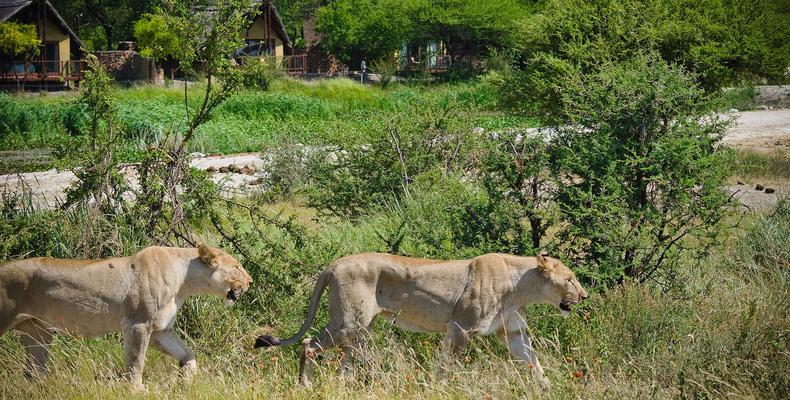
[42, 42, 59, 74]
[239, 39, 276, 57]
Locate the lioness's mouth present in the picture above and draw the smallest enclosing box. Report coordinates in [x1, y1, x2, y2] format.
[227, 288, 243, 302]
[559, 300, 572, 312]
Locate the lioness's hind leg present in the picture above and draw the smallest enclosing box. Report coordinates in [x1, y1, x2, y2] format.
[15, 319, 55, 379]
[298, 328, 338, 387]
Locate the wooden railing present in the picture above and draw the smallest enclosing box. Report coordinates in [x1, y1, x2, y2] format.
[238, 54, 307, 76]
[0, 60, 84, 82]
[401, 54, 476, 73]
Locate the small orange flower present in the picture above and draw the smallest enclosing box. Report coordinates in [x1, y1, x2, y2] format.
[463, 356, 471, 363]
[483, 394, 494, 400]
[527, 362, 534, 369]
[270, 355, 280, 362]
[573, 370, 584, 379]
[406, 373, 415, 382]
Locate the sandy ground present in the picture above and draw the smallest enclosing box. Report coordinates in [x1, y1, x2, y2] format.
[721, 110, 790, 151]
[0, 153, 268, 210]
[1, 110, 788, 211]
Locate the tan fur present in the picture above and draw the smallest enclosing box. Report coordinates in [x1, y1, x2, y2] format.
[0, 244, 252, 390]
[255, 252, 588, 389]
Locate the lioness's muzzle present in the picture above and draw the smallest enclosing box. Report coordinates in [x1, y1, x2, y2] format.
[227, 288, 244, 301]
[559, 300, 572, 312]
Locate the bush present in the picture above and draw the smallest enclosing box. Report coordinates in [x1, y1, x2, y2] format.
[305, 99, 480, 218]
[551, 53, 734, 286]
[238, 59, 276, 91]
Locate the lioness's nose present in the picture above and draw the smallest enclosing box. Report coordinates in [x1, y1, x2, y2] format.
[581, 291, 589, 300]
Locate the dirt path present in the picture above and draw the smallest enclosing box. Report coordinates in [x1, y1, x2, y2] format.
[0, 153, 268, 210]
[721, 109, 790, 152]
[1, 110, 788, 211]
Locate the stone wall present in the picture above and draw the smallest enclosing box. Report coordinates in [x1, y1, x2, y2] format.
[95, 50, 157, 84]
[755, 85, 790, 108]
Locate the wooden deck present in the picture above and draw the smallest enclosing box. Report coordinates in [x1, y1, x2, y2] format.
[0, 60, 84, 85]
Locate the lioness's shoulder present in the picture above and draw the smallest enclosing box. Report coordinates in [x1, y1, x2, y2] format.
[471, 253, 533, 272]
[132, 246, 194, 265]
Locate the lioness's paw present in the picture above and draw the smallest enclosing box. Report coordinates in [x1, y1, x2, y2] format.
[538, 376, 551, 392]
[180, 359, 198, 381]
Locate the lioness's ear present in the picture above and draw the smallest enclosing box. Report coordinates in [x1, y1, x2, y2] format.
[198, 243, 220, 268]
[536, 252, 552, 272]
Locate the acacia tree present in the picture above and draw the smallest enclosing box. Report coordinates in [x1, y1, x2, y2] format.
[0, 22, 40, 90]
[493, 0, 790, 118]
[132, 0, 258, 242]
[315, 0, 413, 66]
[551, 53, 734, 287]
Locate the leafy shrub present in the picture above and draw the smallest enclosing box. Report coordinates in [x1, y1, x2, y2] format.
[721, 84, 759, 111]
[552, 53, 734, 286]
[371, 55, 399, 89]
[481, 130, 554, 252]
[238, 59, 275, 91]
[305, 100, 480, 218]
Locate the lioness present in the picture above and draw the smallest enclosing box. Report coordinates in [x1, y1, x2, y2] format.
[255, 252, 587, 388]
[0, 243, 252, 390]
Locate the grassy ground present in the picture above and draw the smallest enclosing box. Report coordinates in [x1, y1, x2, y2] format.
[0, 78, 534, 172]
[0, 186, 787, 399]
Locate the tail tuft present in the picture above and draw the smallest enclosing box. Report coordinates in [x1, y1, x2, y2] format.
[254, 335, 281, 348]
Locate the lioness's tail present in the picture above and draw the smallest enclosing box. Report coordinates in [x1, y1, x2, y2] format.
[254, 271, 330, 348]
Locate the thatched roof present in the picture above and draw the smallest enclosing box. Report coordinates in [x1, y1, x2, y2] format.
[0, 0, 85, 50]
[200, 0, 292, 54]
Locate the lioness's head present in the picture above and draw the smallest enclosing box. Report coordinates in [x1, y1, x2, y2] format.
[536, 253, 588, 317]
[197, 243, 253, 305]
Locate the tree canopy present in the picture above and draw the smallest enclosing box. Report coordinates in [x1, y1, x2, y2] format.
[315, 0, 413, 66]
[314, 0, 527, 66]
[0, 22, 40, 57]
[134, 13, 182, 61]
[490, 0, 790, 119]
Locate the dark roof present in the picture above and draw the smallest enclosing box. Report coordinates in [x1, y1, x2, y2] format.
[200, 1, 293, 55]
[256, 1, 292, 54]
[0, 0, 85, 50]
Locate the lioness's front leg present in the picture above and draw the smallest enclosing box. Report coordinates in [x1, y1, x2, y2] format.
[498, 324, 549, 390]
[123, 322, 152, 391]
[151, 329, 197, 379]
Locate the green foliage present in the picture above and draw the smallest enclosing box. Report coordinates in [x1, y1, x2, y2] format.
[315, 0, 527, 67]
[50, 0, 156, 50]
[134, 13, 182, 60]
[238, 59, 276, 91]
[315, 0, 413, 66]
[58, 55, 128, 215]
[481, 131, 554, 252]
[493, 0, 790, 116]
[551, 54, 734, 286]
[305, 98, 479, 218]
[404, 0, 527, 49]
[371, 55, 399, 89]
[0, 22, 40, 57]
[721, 84, 759, 111]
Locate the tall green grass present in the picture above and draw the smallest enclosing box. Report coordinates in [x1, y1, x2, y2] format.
[0, 79, 510, 159]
